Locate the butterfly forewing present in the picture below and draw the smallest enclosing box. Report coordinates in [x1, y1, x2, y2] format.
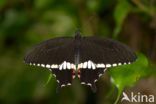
[24, 37, 74, 65]
[85, 37, 137, 63]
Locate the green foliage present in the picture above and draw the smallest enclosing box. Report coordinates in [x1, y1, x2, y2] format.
[109, 53, 149, 103]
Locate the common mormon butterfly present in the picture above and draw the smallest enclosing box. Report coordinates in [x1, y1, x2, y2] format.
[24, 31, 137, 92]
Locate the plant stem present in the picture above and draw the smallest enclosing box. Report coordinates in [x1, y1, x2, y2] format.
[114, 88, 123, 104]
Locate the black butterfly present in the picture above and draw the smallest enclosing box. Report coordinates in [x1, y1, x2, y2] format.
[24, 31, 137, 92]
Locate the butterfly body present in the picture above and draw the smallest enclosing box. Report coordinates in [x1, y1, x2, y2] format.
[24, 31, 137, 92]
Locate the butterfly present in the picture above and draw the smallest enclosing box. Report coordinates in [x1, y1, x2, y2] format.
[24, 31, 137, 92]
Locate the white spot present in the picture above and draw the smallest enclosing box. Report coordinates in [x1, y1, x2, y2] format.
[71, 64, 76, 70]
[63, 61, 67, 70]
[128, 62, 131, 64]
[96, 64, 105, 68]
[81, 82, 85, 84]
[124, 62, 127, 65]
[41, 64, 45, 67]
[51, 65, 54, 68]
[51, 64, 58, 69]
[78, 75, 80, 78]
[112, 63, 117, 67]
[99, 74, 102, 77]
[53, 74, 56, 77]
[106, 64, 111, 68]
[46, 64, 51, 68]
[59, 64, 63, 70]
[72, 75, 75, 79]
[91, 62, 96, 70]
[83, 62, 87, 68]
[57, 80, 60, 83]
[67, 83, 71, 85]
[29, 63, 32, 65]
[94, 79, 97, 82]
[87, 83, 92, 86]
[118, 63, 122, 66]
[48, 69, 51, 71]
[66, 62, 71, 69]
[87, 61, 92, 69]
[37, 64, 40, 66]
[78, 63, 83, 69]
[55, 65, 58, 68]
[104, 68, 107, 72]
[61, 84, 65, 87]
[70, 64, 73, 69]
[33, 63, 36, 66]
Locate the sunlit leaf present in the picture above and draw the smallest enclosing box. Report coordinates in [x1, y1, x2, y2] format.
[109, 53, 149, 89]
[109, 53, 149, 103]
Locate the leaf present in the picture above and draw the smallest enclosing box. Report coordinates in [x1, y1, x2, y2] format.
[109, 53, 149, 103]
[113, 0, 131, 38]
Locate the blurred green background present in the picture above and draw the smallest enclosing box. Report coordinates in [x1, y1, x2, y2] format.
[0, 0, 156, 104]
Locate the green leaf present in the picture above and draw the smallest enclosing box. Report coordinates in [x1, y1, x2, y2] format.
[109, 53, 149, 103]
[113, 0, 131, 38]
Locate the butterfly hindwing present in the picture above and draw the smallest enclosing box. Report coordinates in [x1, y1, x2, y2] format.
[79, 68, 106, 92]
[50, 68, 73, 90]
